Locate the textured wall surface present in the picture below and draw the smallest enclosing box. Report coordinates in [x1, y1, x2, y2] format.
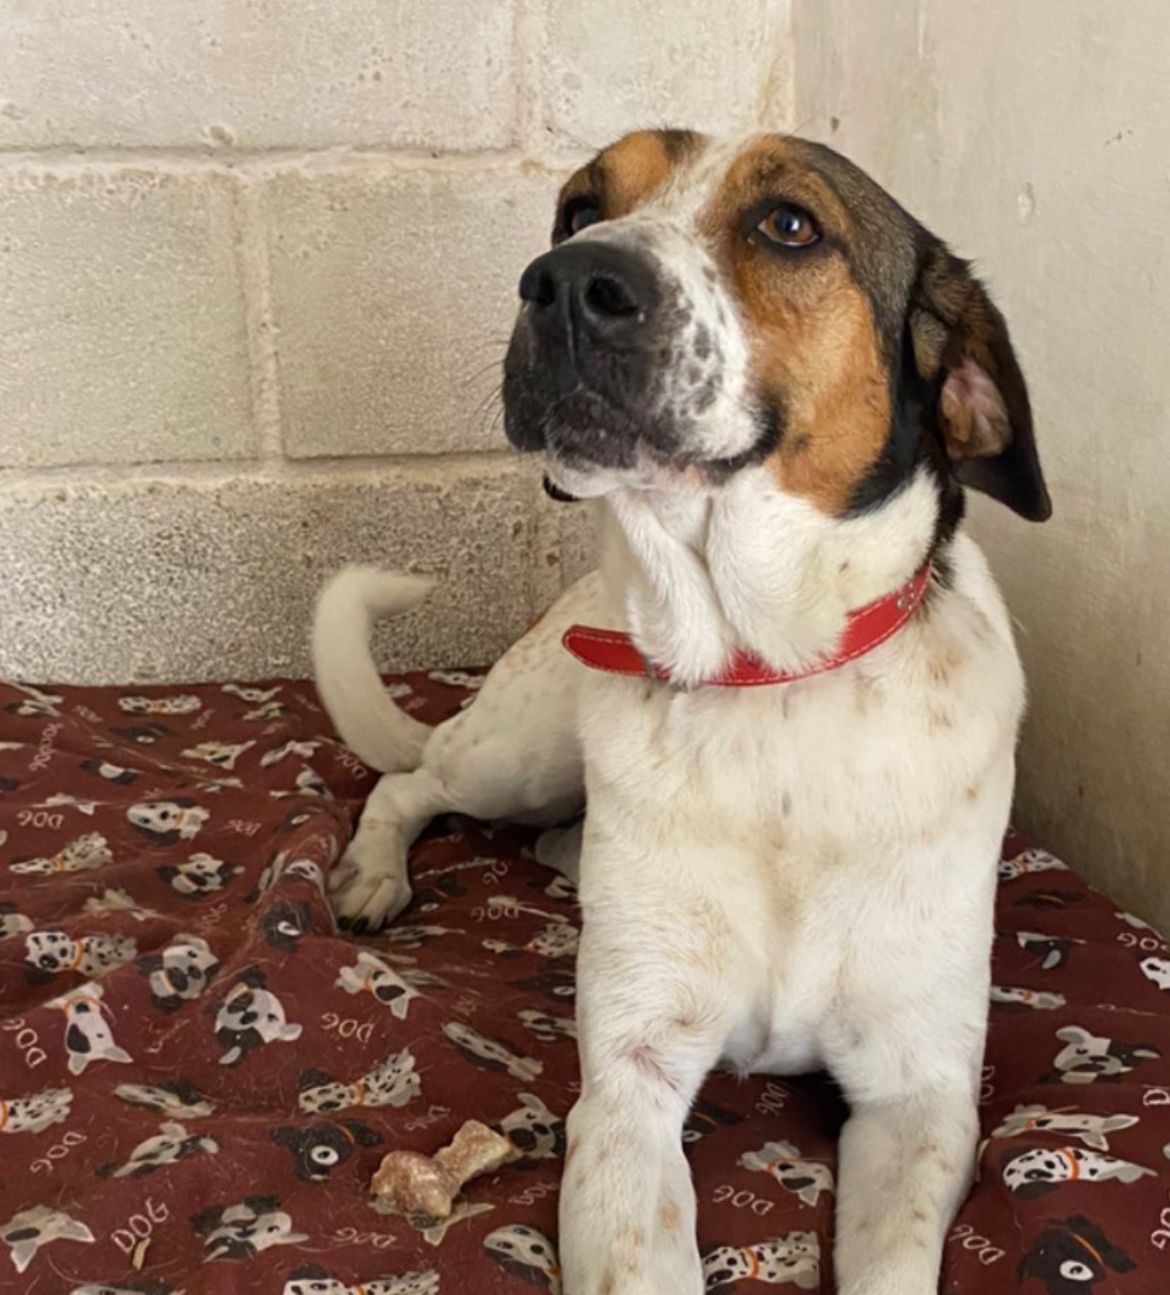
[796, 0, 1170, 929]
[0, 0, 793, 682]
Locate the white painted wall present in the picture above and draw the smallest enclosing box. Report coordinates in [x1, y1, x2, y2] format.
[796, 0, 1170, 928]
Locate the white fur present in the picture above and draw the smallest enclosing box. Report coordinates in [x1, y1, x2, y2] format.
[312, 135, 1031, 1295]
[312, 567, 436, 772]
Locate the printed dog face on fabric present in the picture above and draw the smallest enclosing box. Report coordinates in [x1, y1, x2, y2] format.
[213, 969, 303, 1066]
[499, 1092, 566, 1162]
[335, 950, 420, 1019]
[1, 1204, 95, 1274]
[139, 933, 220, 1012]
[127, 800, 210, 847]
[739, 1141, 836, 1207]
[1017, 1215, 1135, 1293]
[48, 984, 132, 1075]
[271, 1120, 381, 1181]
[483, 1225, 562, 1293]
[1048, 1026, 1162, 1084]
[190, 1196, 307, 1262]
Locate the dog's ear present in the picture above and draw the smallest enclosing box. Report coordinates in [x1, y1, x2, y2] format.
[910, 243, 1051, 521]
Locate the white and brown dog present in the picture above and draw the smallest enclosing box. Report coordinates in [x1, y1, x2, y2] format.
[313, 130, 1051, 1295]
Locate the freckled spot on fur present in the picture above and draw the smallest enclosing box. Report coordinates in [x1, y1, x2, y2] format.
[856, 1217, 872, 1233]
[781, 791, 792, 816]
[600, 1273, 616, 1295]
[964, 785, 978, 801]
[661, 1200, 682, 1233]
[912, 1208, 928, 1224]
[839, 559, 851, 574]
[927, 706, 955, 731]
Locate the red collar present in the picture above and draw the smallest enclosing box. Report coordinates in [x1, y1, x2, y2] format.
[563, 562, 932, 688]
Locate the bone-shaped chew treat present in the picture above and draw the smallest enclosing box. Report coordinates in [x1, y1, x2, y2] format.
[370, 1120, 518, 1223]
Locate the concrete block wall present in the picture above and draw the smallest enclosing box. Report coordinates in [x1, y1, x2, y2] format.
[0, 0, 793, 683]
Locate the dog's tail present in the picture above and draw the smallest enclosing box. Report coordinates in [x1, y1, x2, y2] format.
[312, 566, 435, 773]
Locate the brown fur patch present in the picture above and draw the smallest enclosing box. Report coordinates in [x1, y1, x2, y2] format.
[703, 137, 892, 514]
[661, 1199, 682, 1233]
[557, 129, 704, 232]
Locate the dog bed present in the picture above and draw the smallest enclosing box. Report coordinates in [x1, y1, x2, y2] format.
[0, 673, 1168, 1295]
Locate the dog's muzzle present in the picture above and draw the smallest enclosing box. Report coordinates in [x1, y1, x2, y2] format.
[503, 240, 668, 468]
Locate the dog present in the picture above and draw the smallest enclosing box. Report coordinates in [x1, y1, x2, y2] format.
[313, 128, 1053, 1295]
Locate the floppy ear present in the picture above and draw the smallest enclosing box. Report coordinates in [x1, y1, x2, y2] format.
[910, 244, 1051, 521]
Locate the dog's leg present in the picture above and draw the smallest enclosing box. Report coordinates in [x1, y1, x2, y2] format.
[329, 578, 602, 931]
[833, 1083, 979, 1295]
[559, 856, 734, 1294]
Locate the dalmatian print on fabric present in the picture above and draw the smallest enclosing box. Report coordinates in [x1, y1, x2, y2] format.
[0, 1086, 73, 1134]
[1002, 1145, 1155, 1197]
[25, 929, 137, 978]
[0, 676, 1167, 1295]
[701, 1232, 821, 1292]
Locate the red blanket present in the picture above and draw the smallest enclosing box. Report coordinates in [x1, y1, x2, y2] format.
[1, 674, 1168, 1295]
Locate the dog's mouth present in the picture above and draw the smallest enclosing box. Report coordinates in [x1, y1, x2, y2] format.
[542, 475, 578, 503]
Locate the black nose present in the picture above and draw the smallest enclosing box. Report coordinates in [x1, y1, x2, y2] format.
[519, 243, 658, 343]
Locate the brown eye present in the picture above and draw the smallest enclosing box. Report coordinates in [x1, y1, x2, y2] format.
[562, 197, 602, 238]
[757, 203, 820, 248]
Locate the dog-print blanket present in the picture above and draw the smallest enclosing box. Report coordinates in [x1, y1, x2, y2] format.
[1, 674, 1168, 1294]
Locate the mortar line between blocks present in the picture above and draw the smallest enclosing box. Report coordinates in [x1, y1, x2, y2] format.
[234, 177, 283, 462]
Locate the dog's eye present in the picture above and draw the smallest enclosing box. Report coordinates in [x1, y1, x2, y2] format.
[1059, 1260, 1094, 1281]
[562, 197, 602, 238]
[757, 203, 820, 249]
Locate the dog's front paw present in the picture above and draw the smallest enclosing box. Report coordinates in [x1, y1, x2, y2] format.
[328, 837, 412, 934]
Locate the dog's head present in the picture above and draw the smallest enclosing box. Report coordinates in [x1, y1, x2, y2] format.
[504, 129, 1049, 532]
